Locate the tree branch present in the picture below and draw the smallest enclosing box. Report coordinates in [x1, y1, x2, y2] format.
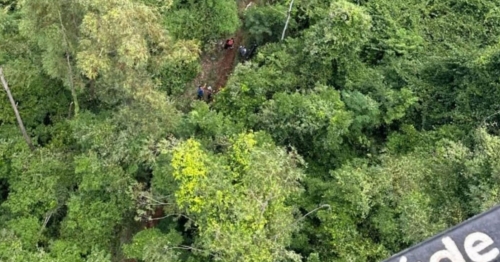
[0, 67, 35, 151]
[38, 210, 55, 236]
[292, 204, 331, 226]
[245, 2, 253, 11]
[67, 101, 73, 118]
[149, 213, 193, 221]
[482, 109, 500, 126]
[281, 0, 295, 41]
[271, 204, 331, 242]
[58, 10, 79, 116]
[143, 194, 169, 206]
[166, 245, 215, 256]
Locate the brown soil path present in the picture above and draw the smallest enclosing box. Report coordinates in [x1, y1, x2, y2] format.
[192, 0, 252, 96]
[139, 0, 253, 230]
[121, 3, 253, 262]
[214, 30, 244, 92]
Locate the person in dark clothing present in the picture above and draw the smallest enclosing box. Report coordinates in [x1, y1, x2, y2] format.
[197, 85, 204, 100]
[224, 38, 234, 49]
[206, 86, 213, 101]
[238, 46, 247, 58]
[246, 44, 258, 60]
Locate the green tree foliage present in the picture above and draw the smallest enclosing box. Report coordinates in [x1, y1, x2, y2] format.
[123, 228, 184, 262]
[15, 0, 199, 109]
[3, 0, 500, 261]
[243, 4, 291, 44]
[1, 0, 188, 260]
[257, 86, 352, 164]
[144, 133, 305, 261]
[164, 0, 240, 43]
[303, 1, 372, 76]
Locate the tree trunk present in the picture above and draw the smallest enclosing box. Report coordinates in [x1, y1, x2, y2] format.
[65, 52, 79, 116]
[0, 67, 35, 151]
[281, 0, 295, 41]
[59, 10, 79, 116]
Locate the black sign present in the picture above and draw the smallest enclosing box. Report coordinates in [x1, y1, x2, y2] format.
[383, 205, 500, 262]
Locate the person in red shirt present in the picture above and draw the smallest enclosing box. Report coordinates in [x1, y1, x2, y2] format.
[224, 38, 234, 49]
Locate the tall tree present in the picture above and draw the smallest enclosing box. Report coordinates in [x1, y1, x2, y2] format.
[0, 67, 34, 151]
[134, 132, 305, 262]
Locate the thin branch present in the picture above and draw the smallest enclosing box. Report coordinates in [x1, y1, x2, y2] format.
[150, 202, 172, 206]
[248, 190, 271, 218]
[292, 204, 331, 226]
[67, 101, 73, 118]
[281, 0, 295, 41]
[482, 109, 500, 126]
[143, 195, 169, 205]
[162, 245, 217, 257]
[176, 245, 207, 253]
[0, 67, 35, 151]
[271, 204, 331, 242]
[149, 213, 194, 221]
[58, 10, 79, 116]
[245, 2, 253, 10]
[149, 214, 170, 221]
[154, 194, 172, 200]
[38, 211, 54, 235]
[65, 52, 78, 114]
[57, 10, 74, 53]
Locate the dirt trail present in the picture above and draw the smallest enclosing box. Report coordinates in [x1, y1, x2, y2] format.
[192, 0, 252, 94]
[214, 31, 244, 91]
[142, 0, 252, 229]
[121, 3, 253, 262]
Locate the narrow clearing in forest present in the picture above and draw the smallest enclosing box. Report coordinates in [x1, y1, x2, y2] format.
[214, 30, 244, 91]
[192, 0, 253, 94]
[133, 0, 254, 234]
[122, 3, 254, 261]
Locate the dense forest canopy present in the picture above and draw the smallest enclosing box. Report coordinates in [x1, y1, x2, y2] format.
[1, 0, 500, 261]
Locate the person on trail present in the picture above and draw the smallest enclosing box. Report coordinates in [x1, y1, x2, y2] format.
[224, 38, 234, 49]
[197, 85, 204, 100]
[246, 44, 258, 60]
[206, 86, 213, 101]
[239, 46, 247, 57]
